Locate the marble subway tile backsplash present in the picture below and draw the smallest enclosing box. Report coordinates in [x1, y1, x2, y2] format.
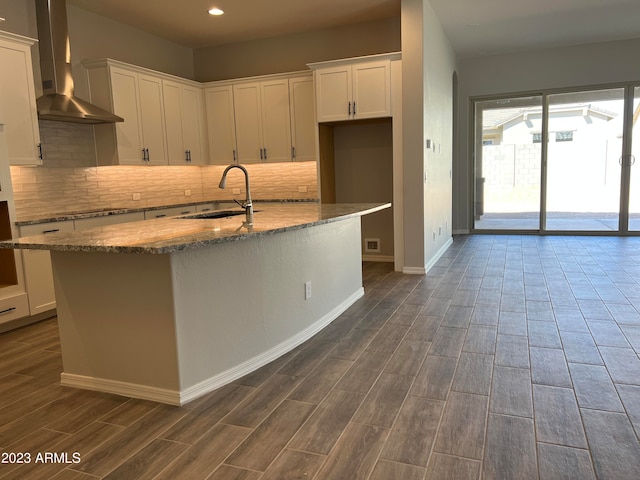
[10, 162, 318, 221]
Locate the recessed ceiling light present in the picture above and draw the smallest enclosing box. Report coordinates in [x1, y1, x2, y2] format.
[208, 7, 224, 16]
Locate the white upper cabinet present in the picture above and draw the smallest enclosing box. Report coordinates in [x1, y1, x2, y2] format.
[0, 32, 41, 166]
[163, 80, 208, 165]
[233, 82, 263, 164]
[352, 61, 392, 119]
[85, 60, 168, 165]
[137, 73, 167, 165]
[233, 79, 291, 163]
[204, 85, 237, 165]
[107, 66, 144, 164]
[309, 54, 398, 123]
[84, 59, 225, 166]
[313, 65, 352, 123]
[205, 72, 313, 165]
[288, 76, 316, 162]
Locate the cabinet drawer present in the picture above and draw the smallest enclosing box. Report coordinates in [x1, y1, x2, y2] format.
[195, 203, 217, 213]
[0, 293, 29, 324]
[144, 205, 195, 219]
[20, 220, 75, 237]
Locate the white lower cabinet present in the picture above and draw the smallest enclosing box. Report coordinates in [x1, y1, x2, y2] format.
[196, 203, 217, 212]
[144, 205, 196, 219]
[0, 293, 29, 325]
[19, 220, 74, 316]
[73, 212, 145, 230]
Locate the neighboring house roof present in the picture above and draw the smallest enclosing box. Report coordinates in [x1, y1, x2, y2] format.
[482, 103, 618, 131]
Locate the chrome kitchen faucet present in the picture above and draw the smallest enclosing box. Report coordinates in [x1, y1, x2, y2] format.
[218, 164, 254, 225]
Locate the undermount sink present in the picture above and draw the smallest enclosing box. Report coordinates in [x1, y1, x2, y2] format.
[179, 210, 258, 220]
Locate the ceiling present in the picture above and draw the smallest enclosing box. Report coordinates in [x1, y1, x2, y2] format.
[67, 0, 640, 57]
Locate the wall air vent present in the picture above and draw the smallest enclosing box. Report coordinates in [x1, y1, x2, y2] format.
[364, 238, 381, 253]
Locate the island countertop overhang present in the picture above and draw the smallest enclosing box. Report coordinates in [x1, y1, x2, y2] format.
[0, 203, 391, 254]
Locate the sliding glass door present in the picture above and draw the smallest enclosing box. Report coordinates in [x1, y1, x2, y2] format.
[473, 96, 542, 231]
[473, 85, 639, 234]
[628, 87, 640, 231]
[546, 89, 625, 231]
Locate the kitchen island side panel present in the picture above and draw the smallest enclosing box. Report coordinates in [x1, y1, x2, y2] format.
[52, 251, 181, 396]
[170, 216, 363, 395]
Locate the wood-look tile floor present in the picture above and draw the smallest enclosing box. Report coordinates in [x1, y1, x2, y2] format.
[1, 235, 640, 479]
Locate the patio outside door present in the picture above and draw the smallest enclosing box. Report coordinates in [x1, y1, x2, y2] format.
[473, 96, 542, 231]
[545, 89, 625, 232]
[628, 86, 640, 231]
[473, 86, 639, 234]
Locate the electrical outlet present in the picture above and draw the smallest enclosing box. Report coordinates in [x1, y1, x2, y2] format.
[304, 281, 312, 300]
[298, 186, 308, 193]
[232, 188, 241, 195]
[184, 189, 191, 196]
[132, 193, 141, 201]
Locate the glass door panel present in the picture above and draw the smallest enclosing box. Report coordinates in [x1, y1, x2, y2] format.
[628, 87, 640, 231]
[474, 96, 542, 231]
[545, 89, 625, 231]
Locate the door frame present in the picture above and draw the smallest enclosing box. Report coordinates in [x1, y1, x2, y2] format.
[470, 81, 640, 236]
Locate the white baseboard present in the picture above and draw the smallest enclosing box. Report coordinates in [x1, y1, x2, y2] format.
[62, 288, 365, 406]
[403, 266, 426, 275]
[425, 237, 454, 273]
[362, 255, 394, 263]
[61, 373, 182, 405]
[403, 237, 454, 275]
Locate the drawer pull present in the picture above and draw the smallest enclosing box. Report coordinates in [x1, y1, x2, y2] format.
[155, 214, 167, 218]
[0, 307, 16, 315]
[42, 229, 60, 234]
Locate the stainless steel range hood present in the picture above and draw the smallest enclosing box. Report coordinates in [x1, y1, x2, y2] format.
[35, 0, 123, 124]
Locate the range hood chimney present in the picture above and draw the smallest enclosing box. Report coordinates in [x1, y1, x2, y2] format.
[35, 0, 123, 124]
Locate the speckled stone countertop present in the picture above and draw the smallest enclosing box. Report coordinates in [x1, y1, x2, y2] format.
[15, 198, 319, 226]
[2, 203, 391, 254]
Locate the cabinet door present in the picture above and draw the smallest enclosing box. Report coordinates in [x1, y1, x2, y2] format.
[205, 86, 237, 164]
[138, 74, 167, 165]
[163, 80, 187, 164]
[181, 85, 207, 165]
[20, 220, 75, 316]
[0, 39, 41, 166]
[289, 77, 316, 162]
[233, 83, 263, 163]
[352, 60, 391, 119]
[110, 67, 144, 164]
[315, 66, 351, 122]
[260, 79, 292, 163]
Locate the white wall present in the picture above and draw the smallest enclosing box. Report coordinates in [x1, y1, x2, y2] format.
[194, 17, 401, 82]
[0, 1, 195, 101]
[402, 0, 457, 272]
[67, 4, 194, 81]
[0, 0, 37, 37]
[454, 37, 640, 232]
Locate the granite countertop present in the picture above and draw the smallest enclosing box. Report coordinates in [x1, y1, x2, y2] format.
[15, 198, 319, 226]
[2, 203, 391, 254]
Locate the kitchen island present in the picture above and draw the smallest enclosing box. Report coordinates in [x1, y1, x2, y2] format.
[1, 203, 390, 405]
